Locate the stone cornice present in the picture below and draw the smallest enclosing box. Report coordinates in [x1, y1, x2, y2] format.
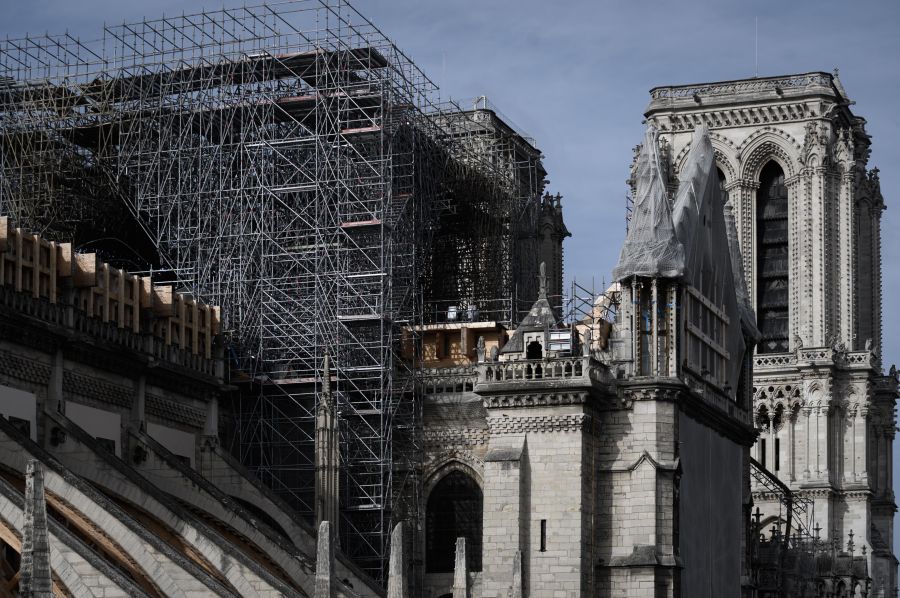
[482, 391, 588, 410]
[486, 413, 588, 435]
[651, 101, 825, 134]
[424, 427, 489, 446]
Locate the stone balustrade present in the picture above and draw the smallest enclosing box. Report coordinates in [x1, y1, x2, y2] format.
[650, 72, 832, 100]
[479, 356, 590, 384]
[0, 283, 221, 378]
[754, 348, 876, 370]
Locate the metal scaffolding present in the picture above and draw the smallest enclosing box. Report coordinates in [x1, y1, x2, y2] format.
[0, 1, 548, 580]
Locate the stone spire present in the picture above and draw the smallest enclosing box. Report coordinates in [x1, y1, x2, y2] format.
[20, 460, 52, 597]
[314, 520, 334, 598]
[537, 192, 570, 304]
[315, 352, 339, 534]
[387, 522, 407, 598]
[452, 537, 468, 598]
[537, 261, 548, 299]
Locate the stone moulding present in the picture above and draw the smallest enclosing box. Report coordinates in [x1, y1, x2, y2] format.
[423, 428, 489, 446]
[486, 413, 588, 435]
[481, 391, 588, 409]
[650, 73, 833, 100]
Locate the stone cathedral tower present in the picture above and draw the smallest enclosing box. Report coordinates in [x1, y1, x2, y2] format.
[645, 72, 898, 596]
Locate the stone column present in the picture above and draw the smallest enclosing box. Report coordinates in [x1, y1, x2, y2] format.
[651, 278, 659, 376]
[814, 406, 822, 478]
[47, 347, 64, 414]
[850, 407, 857, 482]
[803, 407, 812, 480]
[130, 374, 146, 432]
[631, 278, 640, 374]
[788, 410, 795, 481]
[481, 435, 527, 598]
[856, 407, 868, 484]
[768, 412, 776, 472]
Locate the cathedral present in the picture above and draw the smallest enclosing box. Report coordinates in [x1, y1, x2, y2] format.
[0, 5, 895, 591]
[413, 72, 897, 597]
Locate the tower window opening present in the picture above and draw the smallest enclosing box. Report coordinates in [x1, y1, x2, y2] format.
[756, 162, 789, 353]
[775, 438, 780, 471]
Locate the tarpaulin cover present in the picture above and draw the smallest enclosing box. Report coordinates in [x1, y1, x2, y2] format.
[611, 126, 685, 282]
[671, 126, 751, 396]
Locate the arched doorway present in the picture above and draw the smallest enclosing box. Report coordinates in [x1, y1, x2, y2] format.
[425, 470, 483, 573]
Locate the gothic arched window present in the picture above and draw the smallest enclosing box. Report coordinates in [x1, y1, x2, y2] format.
[756, 162, 789, 353]
[425, 470, 483, 573]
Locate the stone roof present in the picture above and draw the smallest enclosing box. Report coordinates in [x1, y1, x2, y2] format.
[499, 293, 557, 355]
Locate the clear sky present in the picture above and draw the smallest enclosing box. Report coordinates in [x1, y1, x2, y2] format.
[5, 0, 900, 548]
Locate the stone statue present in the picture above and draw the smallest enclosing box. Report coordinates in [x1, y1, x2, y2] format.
[476, 336, 486, 363]
[538, 261, 547, 298]
[890, 364, 897, 379]
[489, 345, 499, 362]
[582, 327, 592, 357]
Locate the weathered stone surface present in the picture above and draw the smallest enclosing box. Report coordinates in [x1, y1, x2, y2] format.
[387, 522, 406, 598]
[452, 537, 467, 598]
[314, 520, 333, 598]
[21, 459, 53, 598]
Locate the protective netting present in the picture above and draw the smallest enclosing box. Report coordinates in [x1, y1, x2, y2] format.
[611, 126, 685, 281]
[672, 125, 751, 395]
[725, 200, 761, 341]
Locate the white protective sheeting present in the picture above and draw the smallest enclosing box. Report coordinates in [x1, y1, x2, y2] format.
[725, 201, 761, 342]
[671, 126, 750, 396]
[611, 126, 685, 282]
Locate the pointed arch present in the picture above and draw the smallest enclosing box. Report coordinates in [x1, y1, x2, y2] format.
[737, 128, 800, 181]
[425, 466, 483, 573]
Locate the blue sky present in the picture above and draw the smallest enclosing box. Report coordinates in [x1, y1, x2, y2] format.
[6, 0, 900, 547]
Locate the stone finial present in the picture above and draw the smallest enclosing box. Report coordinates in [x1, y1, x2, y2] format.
[452, 537, 468, 598]
[510, 550, 522, 598]
[314, 520, 334, 598]
[387, 522, 407, 598]
[315, 352, 340, 533]
[476, 336, 486, 364]
[21, 460, 52, 597]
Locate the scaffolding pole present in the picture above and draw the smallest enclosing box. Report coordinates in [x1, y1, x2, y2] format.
[0, 0, 548, 581]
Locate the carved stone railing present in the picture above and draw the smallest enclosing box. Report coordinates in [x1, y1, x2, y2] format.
[754, 353, 795, 368]
[477, 356, 613, 387]
[843, 351, 875, 367]
[421, 366, 477, 395]
[650, 72, 833, 100]
[0, 284, 221, 378]
[754, 348, 877, 371]
[480, 357, 584, 383]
